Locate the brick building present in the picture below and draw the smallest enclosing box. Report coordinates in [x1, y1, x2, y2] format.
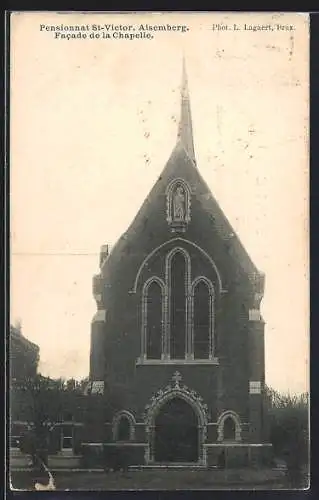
[88, 61, 271, 467]
[10, 325, 40, 384]
[10, 327, 86, 469]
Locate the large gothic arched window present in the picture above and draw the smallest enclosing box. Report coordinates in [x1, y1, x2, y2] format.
[193, 281, 210, 359]
[170, 252, 187, 359]
[146, 281, 162, 359]
[217, 411, 242, 442]
[138, 243, 219, 363]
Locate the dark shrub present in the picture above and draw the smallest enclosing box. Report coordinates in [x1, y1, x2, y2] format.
[265, 387, 309, 488]
[103, 446, 132, 471]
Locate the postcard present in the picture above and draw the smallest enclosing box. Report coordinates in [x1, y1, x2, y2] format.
[9, 11, 309, 490]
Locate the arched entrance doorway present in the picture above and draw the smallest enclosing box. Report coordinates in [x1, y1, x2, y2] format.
[154, 397, 199, 463]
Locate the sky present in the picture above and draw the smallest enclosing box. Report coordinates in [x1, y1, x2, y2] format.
[10, 12, 309, 394]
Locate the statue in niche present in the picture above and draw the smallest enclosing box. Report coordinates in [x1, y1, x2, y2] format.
[173, 186, 185, 221]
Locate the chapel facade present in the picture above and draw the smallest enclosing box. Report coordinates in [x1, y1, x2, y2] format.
[87, 61, 271, 467]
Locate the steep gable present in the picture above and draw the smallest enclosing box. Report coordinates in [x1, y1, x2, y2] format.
[101, 59, 263, 298]
[103, 140, 260, 286]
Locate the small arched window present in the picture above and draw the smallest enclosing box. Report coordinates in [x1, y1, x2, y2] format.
[117, 416, 131, 442]
[217, 411, 241, 442]
[113, 411, 135, 442]
[223, 416, 236, 441]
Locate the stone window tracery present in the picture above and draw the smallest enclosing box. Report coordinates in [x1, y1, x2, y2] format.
[140, 247, 217, 363]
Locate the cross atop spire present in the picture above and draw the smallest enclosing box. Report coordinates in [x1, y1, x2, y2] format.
[177, 56, 196, 164]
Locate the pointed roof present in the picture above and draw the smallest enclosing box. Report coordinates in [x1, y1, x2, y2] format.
[10, 325, 39, 352]
[177, 57, 196, 164]
[102, 60, 263, 287]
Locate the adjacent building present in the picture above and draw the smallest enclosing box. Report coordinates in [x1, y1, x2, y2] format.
[10, 327, 85, 469]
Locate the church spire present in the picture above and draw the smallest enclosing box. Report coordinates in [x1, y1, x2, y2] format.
[177, 56, 196, 164]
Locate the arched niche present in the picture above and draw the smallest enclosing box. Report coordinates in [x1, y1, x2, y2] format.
[112, 411, 136, 442]
[217, 410, 242, 442]
[166, 178, 192, 232]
